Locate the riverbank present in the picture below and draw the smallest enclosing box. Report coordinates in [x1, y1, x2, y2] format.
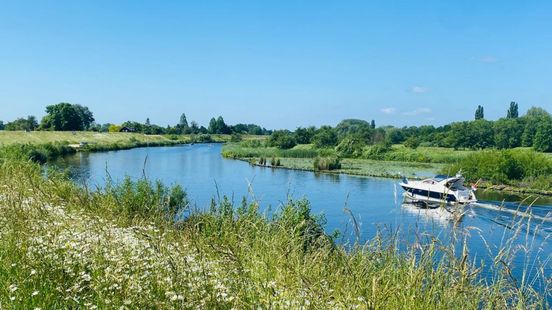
[0, 158, 547, 308]
[222, 143, 552, 197]
[0, 131, 260, 162]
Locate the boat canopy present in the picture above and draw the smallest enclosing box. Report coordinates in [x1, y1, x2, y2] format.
[433, 175, 451, 182]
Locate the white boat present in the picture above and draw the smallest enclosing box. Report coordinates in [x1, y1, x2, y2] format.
[399, 173, 477, 205]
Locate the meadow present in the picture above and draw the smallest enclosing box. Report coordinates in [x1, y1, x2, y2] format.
[0, 156, 548, 309]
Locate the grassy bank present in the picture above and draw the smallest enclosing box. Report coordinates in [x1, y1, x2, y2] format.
[0, 158, 548, 308]
[0, 131, 253, 162]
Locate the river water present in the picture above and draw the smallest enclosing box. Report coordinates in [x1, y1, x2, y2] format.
[54, 144, 552, 295]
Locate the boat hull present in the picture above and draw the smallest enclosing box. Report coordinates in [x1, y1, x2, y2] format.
[401, 184, 476, 205]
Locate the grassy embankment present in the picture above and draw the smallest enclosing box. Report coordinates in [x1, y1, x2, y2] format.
[222, 142, 464, 179]
[222, 142, 552, 195]
[0, 154, 548, 308]
[0, 131, 242, 162]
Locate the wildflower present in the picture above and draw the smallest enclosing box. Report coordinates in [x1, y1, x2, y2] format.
[32, 290, 39, 297]
[9, 284, 18, 292]
[30, 269, 37, 276]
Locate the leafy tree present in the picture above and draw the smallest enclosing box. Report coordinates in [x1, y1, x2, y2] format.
[40, 103, 94, 131]
[534, 121, 552, 152]
[108, 124, 122, 132]
[506, 101, 519, 119]
[268, 130, 296, 149]
[294, 126, 316, 144]
[335, 119, 372, 141]
[404, 136, 420, 149]
[208, 118, 218, 134]
[370, 120, 376, 129]
[216, 116, 231, 134]
[5, 116, 38, 131]
[179, 113, 189, 128]
[146, 118, 151, 126]
[494, 118, 523, 149]
[336, 136, 365, 157]
[312, 126, 338, 148]
[190, 121, 200, 134]
[0, 120, 4, 130]
[385, 128, 404, 144]
[475, 105, 484, 120]
[467, 120, 494, 149]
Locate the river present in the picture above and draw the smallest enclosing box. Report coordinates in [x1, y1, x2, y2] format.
[54, 144, 552, 295]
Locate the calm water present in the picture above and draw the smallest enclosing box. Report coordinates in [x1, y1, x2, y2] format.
[54, 144, 552, 294]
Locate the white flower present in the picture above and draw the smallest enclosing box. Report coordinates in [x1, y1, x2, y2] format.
[30, 269, 37, 276]
[32, 290, 39, 296]
[9, 284, 18, 292]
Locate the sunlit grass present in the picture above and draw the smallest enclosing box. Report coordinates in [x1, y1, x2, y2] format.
[0, 157, 549, 308]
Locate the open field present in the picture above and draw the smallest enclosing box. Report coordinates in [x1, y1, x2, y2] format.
[0, 158, 546, 308]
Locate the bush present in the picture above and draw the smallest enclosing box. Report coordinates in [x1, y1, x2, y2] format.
[335, 136, 365, 158]
[313, 156, 341, 171]
[404, 136, 420, 149]
[268, 130, 297, 149]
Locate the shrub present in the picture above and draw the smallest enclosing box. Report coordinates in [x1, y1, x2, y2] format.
[335, 136, 365, 158]
[404, 136, 420, 149]
[313, 156, 341, 171]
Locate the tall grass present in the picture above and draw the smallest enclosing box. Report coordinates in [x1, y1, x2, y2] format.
[0, 157, 549, 308]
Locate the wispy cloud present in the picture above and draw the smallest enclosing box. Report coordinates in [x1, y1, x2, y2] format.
[474, 55, 497, 63]
[410, 86, 429, 93]
[380, 107, 397, 114]
[403, 107, 432, 116]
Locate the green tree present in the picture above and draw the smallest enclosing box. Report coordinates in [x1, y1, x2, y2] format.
[506, 101, 519, 119]
[5, 116, 38, 131]
[475, 105, 484, 120]
[208, 118, 218, 134]
[268, 130, 296, 149]
[294, 126, 316, 144]
[494, 118, 523, 149]
[312, 126, 338, 148]
[216, 116, 231, 134]
[41, 103, 94, 131]
[534, 121, 552, 152]
[370, 120, 376, 129]
[403, 136, 420, 149]
[0, 120, 4, 130]
[179, 113, 188, 127]
[145, 118, 151, 126]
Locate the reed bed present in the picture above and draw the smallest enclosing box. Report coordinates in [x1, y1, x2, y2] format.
[0, 158, 549, 308]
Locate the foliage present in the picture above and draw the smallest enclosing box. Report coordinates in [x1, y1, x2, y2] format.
[4, 116, 38, 131]
[294, 126, 316, 144]
[403, 136, 420, 149]
[312, 126, 338, 148]
[475, 105, 484, 120]
[0, 120, 4, 130]
[534, 121, 552, 152]
[444, 149, 552, 186]
[506, 101, 519, 118]
[268, 130, 297, 149]
[313, 156, 341, 171]
[40, 103, 95, 131]
[335, 136, 365, 157]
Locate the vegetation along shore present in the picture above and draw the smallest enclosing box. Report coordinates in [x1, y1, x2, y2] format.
[0, 152, 549, 308]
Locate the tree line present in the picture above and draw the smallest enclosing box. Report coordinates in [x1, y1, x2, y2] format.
[265, 103, 552, 153]
[0, 103, 271, 136]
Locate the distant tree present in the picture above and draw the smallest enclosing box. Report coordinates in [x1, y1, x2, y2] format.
[40, 103, 94, 131]
[208, 118, 218, 134]
[534, 121, 552, 152]
[179, 113, 189, 127]
[312, 126, 338, 148]
[216, 116, 231, 134]
[370, 120, 376, 129]
[475, 105, 484, 120]
[294, 126, 316, 144]
[268, 130, 296, 149]
[494, 118, 523, 149]
[145, 118, 151, 126]
[5, 116, 38, 131]
[0, 120, 4, 130]
[108, 124, 122, 132]
[467, 120, 494, 149]
[403, 136, 420, 149]
[506, 101, 519, 119]
[385, 128, 404, 144]
[190, 121, 200, 134]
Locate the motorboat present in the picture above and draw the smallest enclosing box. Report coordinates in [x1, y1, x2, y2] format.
[399, 173, 477, 205]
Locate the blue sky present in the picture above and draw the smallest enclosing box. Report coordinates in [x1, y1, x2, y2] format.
[1, 1, 551, 129]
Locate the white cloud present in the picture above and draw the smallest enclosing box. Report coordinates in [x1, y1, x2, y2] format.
[403, 107, 432, 116]
[380, 107, 397, 114]
[410, 86, 429, 93]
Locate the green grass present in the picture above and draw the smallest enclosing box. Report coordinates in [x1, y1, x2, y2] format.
[0, 158, 548, 308]
[0, 131, 172, 145]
